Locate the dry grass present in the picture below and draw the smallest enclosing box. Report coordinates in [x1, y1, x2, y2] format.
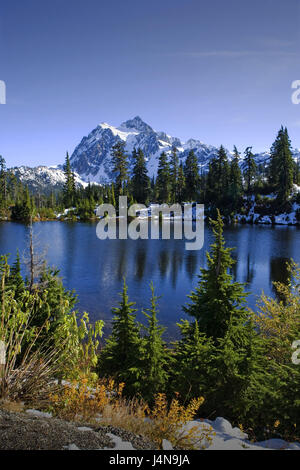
[49, 378, 214, 449]
[0, 399, 24, 413]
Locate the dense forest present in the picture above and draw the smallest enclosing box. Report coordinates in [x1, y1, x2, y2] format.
[0, 126, 299, 223]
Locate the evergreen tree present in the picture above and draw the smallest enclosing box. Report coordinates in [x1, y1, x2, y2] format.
[156, 152, 170, 203]
[11, 186, 32, 222]
[7, 250, 25, 300]
[111, 141, 128, 197]
[110, 183, 116, 207]
[30, 266, 78, 347]
[172, 320, 216, 402]
[63, 152, 75, 207]
[131, 148, 150, 204]
[229, 146, 243, 209]
[184, 150, 200, 201]
[183, 210, 249, 340]
[140, 283, 169, 401]
[170, 147, 179, 203]
[209, 313, 268, 423]
[177, 162, 186, 203]
[242, 147, 257, 195]
[98, 279, 143, 396]
[206, 146, 230, 208]
[269, 127, 294, 205]
[0, 156, 7, 211]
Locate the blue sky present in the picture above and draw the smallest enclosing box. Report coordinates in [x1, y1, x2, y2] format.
[1, 0, 300, 167]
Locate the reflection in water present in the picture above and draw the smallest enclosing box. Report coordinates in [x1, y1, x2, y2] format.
[245, 254, 255, 285]
[270, 257, 291, 286]
[0, 221, 299, 336]
[135, 247, 147, 281]
[185, 252, 198, 280]
[159, 250, 170, 277]
[117, 241, 128, 281]
[269, 257, 291, 301]
[171, 250, 184, 287]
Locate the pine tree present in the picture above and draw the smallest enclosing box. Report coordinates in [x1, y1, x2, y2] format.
[156, 152, 170, 203]
[19, 186, 32, 222]
[111, 141, 128, 198]
[98, 279, 143, 396]
[141, 283, 169, 401]
[63, 152, 75, 207]
[183, 210, 249, 340]
[131, 148, 150, 204]
[229, 146, 243, 210]
[177, 162, 186, 203]
[206, 146, 230, 208]
[7, 250, 25, 300]
[0, 156, 7, 211]
[110, 183, 116, 207]
[209, 313, 268, 423]
[269, 127, 294, 205]
[184, 150, 200, 201]
[172, 320, 216, 402]
[170, 147, 179, 203]
[242, 147, 257, 195]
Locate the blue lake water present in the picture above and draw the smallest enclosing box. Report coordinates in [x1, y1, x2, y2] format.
[0, 221, 299, 339]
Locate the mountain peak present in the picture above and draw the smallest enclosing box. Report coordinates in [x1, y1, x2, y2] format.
[119, 116, 153, 133]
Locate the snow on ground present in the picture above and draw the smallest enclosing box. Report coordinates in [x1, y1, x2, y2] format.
[25, 409, 52, 419]
[135, 204, 204, 221]
[103, 433, 135, 450]
[236, 198, 299, 226]
[24, 410, 300, 450]
[179, 417, 300, 450]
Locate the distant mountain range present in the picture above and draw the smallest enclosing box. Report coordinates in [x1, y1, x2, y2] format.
[9, 166, 89, 195]
[9, 116, 300, 192]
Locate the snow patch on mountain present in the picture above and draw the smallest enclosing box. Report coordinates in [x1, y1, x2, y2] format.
[70, 116, 300, 185]
[9, 166, 91, 194]
[70, 116, 222, 184]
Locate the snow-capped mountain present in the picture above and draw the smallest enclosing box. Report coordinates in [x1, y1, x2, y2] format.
[70, 116, 221, 183]
[9, 166, 89, 194]
[70, 116, 300, 184]
[8, 117, 300, 192]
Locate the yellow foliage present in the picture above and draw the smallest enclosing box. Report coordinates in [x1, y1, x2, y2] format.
[49, 379, 213, 450]
[252, 261, 300, 363]
[146, 393, 213, 450]
[50, 377, 124, 422]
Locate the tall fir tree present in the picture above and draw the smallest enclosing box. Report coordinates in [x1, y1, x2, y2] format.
[269, 127, 294, 205]
[98, 279, 143, 396]
[131, 148, 150, 204]
[206, 146, 230, 208]
[156, 152, 171, 203]
[242, 147, 257, 195]
[111, 141, 128, 198]
[63, 152, 75, 207]
[177, 162, 186, 203]
[229, 146, 243, 209]
[184, 150, 200, 201]
[169, 147, 180, 203]
[0, 156, 7, 211]
[140, 283, 169, 401]
[183, 210, 249, 340]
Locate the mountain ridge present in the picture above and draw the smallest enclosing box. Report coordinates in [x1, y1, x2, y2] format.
[69, 116, 300, 184]
[8, 116, 300, 191]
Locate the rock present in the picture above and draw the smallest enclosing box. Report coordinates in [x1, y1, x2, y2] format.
[0, 409, 114, 450]
[162, 439, 173, 450]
